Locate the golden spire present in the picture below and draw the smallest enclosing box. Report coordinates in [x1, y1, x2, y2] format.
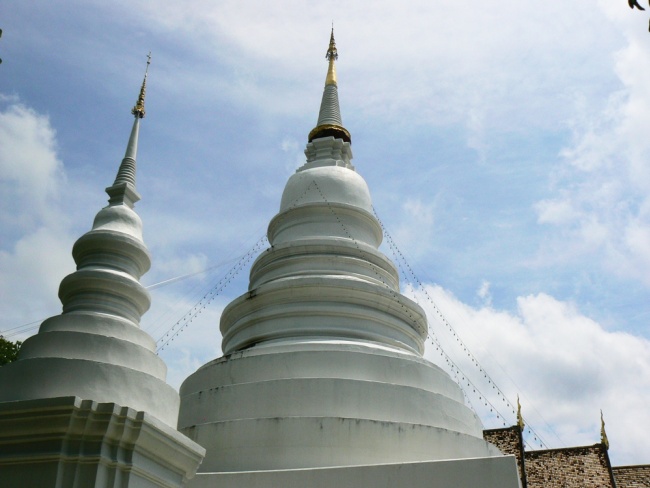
[325, 27, 338, 86]
[132, 52, 151, 119]
[307, 28, 350, 143]
[600, 410, 609, 450]
[516, 395, 525, 430]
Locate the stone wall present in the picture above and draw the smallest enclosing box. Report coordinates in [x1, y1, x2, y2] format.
[484, 426, 527, 487]
[613, 465, 650, 487]
[524, 444, 615, 488]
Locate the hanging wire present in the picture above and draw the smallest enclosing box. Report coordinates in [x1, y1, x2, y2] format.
[156, 236, 268, 353]
[309, 180, 426, 338]
[372, 204, 553, 449]
[146, 257, 242, 291]
[304, 182, 512, 428]
[155, 178, 324, 353]
[0, 319, 42, 339]
[0, 257, 243, 341]
[305, 182, 518, 431]
[144, 253, 251, 341]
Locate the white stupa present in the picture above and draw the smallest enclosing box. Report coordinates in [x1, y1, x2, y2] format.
[178, 31, 521, 487]
[0, 59, 204, 487]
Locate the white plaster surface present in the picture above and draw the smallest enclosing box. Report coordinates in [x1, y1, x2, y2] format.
[0, 357, 180, 426]
[280, 165, 368, 214]
[303, 137, 354, 170]
[0, 396, 205, 488]
[0, 117, 206, 486]
[0, 164, 180, 427]
[220, 276, 427, 354]
[188, 456, 522, 488]
[0, 119, 191, 474]
[180, 342, 497, 472]
[179, 136, 504, 475]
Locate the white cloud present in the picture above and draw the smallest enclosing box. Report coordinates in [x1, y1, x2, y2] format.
[0, 227, 73, 337]
[477, 280, 492, 306]
[535, 197, 582, 225]
[531, 15, 650, 283]
[414, 284, 650, 465]
[101, 0, 621, 132]
[466, 107, 488, 164]
[280, 136, 304, 174]
[0, 102, 66, 233]
[391, 198, 437, 258]
[0, 100, 75, 339]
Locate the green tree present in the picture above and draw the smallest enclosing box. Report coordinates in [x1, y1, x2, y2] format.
[0, 335, 22, 365]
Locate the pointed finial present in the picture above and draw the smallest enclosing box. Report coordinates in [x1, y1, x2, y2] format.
[107, 54, 150, 207]
[326, 27, 338, 62]
[600, 410, 609, 450]
[131, 52, 151, 119]
[325, 27, 338, 86]
[307, 29, 350, 143]
[516, 395, 525, 430]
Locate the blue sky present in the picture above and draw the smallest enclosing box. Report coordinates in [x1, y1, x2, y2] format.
[1, 0, 650, 466]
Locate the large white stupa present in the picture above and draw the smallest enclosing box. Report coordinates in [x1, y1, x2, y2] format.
[178, 31, 521, 487]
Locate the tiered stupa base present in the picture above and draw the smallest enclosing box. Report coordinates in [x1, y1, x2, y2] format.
[179, 340, 502, 473]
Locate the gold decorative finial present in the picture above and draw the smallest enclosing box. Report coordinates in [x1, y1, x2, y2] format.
[132, 52, 151, 119]
[516, 395, 525, 430]
[600, 410, 609, 450]
[307, 29, 351, 143]
[326, 26, 338, 61]
[325, 27, 337, 86]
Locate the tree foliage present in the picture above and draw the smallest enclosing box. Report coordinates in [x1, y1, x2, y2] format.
[0, 335, 22, 366]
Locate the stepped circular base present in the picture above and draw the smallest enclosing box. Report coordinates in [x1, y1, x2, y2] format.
[0, 357, 180, 427]
[220, 276, 428, 355]
[0, 312, 179, 427]
[187, 417, 501, 472]
[179, 341, 497, 472]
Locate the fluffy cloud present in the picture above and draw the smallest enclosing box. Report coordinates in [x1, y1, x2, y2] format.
[0, 100, 75, 338]
[414, 284, 650, 465]
[0, 100, 66, 233]
[391, 198, 438, 259]
[103, 0, 619, 130]
[533, 24, 650, 285]
[0, 227, 73, 336]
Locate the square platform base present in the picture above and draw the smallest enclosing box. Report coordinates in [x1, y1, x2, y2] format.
[0, 396, 205, 488]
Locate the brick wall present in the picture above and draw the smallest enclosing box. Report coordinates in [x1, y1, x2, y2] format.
[524, 445, 614, 488]
[613, 465, 650, 487]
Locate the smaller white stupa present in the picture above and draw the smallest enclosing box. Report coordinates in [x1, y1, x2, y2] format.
[178, 31, 522, 488]
[0, 57, 204, 488]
